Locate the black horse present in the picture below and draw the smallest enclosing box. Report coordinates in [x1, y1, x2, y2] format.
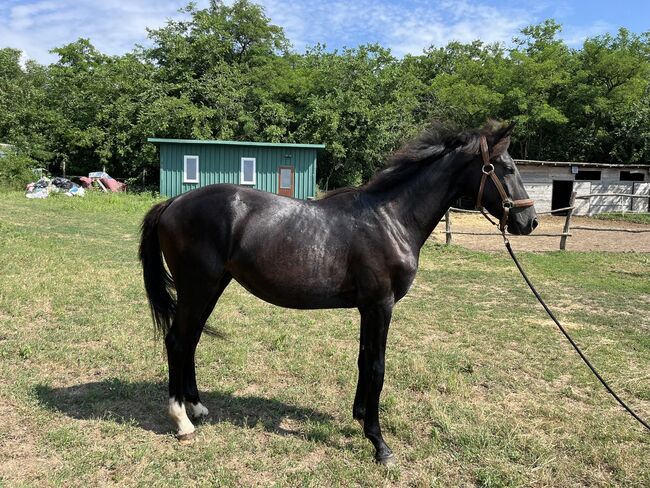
[139, 121, 537, 464]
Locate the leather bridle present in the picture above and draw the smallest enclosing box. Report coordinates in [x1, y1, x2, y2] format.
[475, 135, 535, 232]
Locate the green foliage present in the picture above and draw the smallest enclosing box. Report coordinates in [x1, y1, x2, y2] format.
[0, 152, 38, 190]
[563, 29, 650, 162]
[0, 2, 649, 189]
[296, 44, 424, 188]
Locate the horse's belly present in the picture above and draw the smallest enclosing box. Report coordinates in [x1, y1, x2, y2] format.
[228, 212, 356, 308]
[228, 262, 354, 309]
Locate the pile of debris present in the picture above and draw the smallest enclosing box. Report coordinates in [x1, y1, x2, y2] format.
[25, 172, 126, 199]
[25, 177, 85, 199]
[79, 172, 126, 192]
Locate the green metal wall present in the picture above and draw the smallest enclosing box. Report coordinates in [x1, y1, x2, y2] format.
[157, 142, 318, 199]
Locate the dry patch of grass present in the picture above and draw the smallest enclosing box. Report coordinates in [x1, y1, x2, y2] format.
[0, 191, 648, 487]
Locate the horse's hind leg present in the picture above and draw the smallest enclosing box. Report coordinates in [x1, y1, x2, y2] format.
[166, 274, 228, 440]
[183, 273, 232, 420]
[166, 314, 195, 439]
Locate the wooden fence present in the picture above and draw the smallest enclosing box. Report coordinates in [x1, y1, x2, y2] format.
[443, 192, 650, 250]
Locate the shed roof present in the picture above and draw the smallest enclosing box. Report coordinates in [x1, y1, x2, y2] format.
[147, 138, 325, 149]
[515, 159, 650, 169]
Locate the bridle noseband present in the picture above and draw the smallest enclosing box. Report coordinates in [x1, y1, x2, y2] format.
[475, 135, 535, 232]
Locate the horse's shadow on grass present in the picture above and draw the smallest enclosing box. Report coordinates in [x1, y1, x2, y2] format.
[34, 379, 344, 441]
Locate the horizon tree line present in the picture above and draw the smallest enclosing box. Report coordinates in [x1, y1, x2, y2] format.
[1, 0, 649, 190]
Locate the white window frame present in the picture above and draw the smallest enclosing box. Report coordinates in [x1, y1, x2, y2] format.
[240, 157, 256, 185]
[183, 155, 199, 183]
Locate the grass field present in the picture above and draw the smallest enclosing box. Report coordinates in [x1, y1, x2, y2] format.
[0, 191, 648, 487]
[593, 212, 650, 225]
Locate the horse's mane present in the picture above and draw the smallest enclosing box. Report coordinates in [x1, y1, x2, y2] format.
[320, 120, 505, 199]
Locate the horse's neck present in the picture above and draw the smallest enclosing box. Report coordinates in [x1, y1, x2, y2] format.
[380, 154, 465, 249]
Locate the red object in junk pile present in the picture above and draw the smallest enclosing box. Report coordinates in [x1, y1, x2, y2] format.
[99, 177, 126, 192]
[79, 176, 93, 188]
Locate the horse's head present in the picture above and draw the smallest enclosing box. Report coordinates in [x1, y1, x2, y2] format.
[460, 122, 538, 235]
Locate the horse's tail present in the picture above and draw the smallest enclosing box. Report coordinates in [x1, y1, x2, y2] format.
[139, 199, 176, 338]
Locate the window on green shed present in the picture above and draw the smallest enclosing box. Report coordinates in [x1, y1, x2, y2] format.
[241, 157, 256, 185]
[184, 155, 199, 183]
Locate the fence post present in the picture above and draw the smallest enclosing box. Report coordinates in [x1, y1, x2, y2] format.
[445, 209, 452, 245]
[559, 191, 576, 251]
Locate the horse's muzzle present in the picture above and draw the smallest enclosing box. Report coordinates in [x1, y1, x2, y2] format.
[509, 216, 538, 235]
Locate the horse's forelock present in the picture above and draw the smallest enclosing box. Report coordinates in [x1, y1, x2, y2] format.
[459, 120, 513, 156]
[458, 134, 481, 155]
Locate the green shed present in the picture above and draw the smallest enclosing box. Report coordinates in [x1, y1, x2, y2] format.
[148, 138, 325, 199]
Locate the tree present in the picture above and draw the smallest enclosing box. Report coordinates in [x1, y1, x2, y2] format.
[296, 45, 424, 188]
[0, 48, 51, 162]
[563, 29, 650, 162]
[504, 20, 571, 159]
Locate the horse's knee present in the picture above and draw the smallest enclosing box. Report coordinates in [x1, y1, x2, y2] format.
[370, 361, 385, 381]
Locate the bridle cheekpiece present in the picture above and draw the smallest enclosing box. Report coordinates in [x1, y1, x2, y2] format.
[475, 135, 535, 232]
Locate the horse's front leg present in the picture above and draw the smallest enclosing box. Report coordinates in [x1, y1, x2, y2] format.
[353, 326, 367, 427]
[358, 299, 395, 465]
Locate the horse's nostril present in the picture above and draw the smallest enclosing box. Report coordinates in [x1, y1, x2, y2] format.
[531, 218, 539, 230]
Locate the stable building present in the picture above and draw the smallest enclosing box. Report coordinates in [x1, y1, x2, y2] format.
[515, 160, 650, 215]
[148, 138, 325, 199]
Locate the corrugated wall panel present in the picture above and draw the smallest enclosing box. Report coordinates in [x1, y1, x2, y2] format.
[633, 182, 650, 212]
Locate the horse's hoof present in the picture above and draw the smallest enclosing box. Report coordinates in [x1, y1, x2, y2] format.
[177, 432, 196, 445]
[376, 452, 397, 467]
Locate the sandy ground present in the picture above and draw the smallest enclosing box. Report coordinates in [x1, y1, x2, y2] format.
[430, 213, 650, 252]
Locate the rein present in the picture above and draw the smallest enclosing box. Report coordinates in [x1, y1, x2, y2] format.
[475, 138, 650, 433]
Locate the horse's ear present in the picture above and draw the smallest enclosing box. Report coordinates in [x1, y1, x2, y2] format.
[491, 121, 516, 157]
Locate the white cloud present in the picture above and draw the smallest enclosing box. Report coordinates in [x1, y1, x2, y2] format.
[258, 0, 536, 56]
[0, 0, 191, 64]
[562, 20, 615, 46]
[9, 1, 60, 29]
[0, 0, 627, 65]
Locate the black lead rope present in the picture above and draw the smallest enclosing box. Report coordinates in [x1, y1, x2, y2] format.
[501, 233, 650, 432]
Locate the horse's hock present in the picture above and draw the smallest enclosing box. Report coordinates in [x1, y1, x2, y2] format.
[434, 214, 650, 252]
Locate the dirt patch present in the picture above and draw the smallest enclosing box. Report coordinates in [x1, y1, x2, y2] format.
[432, 214, 650, 252]
[0, 401, 63, 486]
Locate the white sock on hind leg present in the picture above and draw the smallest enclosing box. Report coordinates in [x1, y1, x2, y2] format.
[168, 398, 195, 435]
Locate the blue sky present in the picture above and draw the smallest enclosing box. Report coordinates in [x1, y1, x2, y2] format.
[1, 0, 649, 64]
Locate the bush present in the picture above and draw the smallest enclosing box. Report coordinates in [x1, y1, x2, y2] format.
[0, 152, 37, 190]
[123, 176, 159, 195]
